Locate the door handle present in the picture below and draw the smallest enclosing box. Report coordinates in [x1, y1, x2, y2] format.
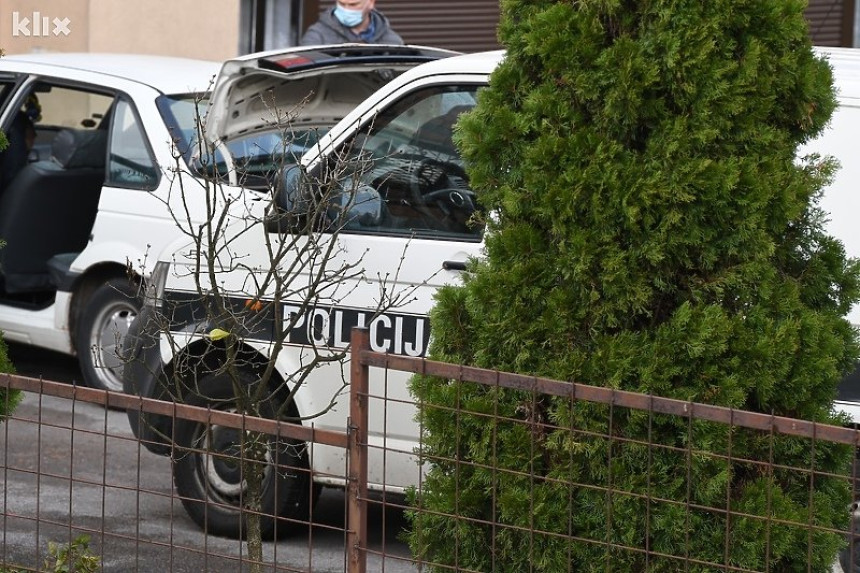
[442, 260, 467, 271]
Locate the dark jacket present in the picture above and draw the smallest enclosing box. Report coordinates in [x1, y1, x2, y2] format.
[299, 8, 403, 46]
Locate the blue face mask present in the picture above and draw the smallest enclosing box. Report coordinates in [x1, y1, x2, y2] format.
[334, 6, 365, 28]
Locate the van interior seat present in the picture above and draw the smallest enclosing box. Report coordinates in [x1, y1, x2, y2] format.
[410, 105, 473, 157]
[0, 128, 107, 294]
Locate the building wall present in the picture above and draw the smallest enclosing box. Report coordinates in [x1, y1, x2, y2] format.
[88, 0, 240, 60]
[1, 0, 240, 61]
[315, 0, 857, 52]
[1, 0, 90, 54]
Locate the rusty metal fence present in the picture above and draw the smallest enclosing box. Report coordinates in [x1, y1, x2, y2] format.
[0, 373, 364, 572]
[350, 329, 860, 573]
[0, 326, 859, 572]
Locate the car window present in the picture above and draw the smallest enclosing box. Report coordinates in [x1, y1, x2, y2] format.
[107, 98, 158, 189]
[326, 85, 483, 242]
[156, 93, 208, 162]
[226, 127, 327, 187]
[157, 93, 235, 182]
[29, 81, 113, 130]
[158, 94, 323, 187]
[227, 129, 324, 169]
[13, 81, 113, 162]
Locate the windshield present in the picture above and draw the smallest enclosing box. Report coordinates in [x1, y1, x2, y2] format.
[157, 93, 325, 185]
[224, 127, 325, 175]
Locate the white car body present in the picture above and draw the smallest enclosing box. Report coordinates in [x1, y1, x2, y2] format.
[129, 47, 501, 482]
[0, 53, 219, 388]
[807, 48, 860, 422]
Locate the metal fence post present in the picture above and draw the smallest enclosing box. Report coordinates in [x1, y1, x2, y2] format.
[347, 327, 370, 573]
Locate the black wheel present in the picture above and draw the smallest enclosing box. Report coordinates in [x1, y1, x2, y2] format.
[172, 370, 312, 539]
[75, 278, 141, 392]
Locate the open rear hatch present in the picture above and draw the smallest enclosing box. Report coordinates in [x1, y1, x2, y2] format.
[204, 44, 458, 186]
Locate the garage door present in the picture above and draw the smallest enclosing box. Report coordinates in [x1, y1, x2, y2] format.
[314, 0, 501, 53]
[312, 1, 854, 51]
[806, 0, 853, 46]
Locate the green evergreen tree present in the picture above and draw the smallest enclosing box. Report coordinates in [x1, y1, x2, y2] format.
[409, 0, 860, 570]
[0, 334, 19, 420]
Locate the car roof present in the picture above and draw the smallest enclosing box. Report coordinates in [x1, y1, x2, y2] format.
[1, 52, 220, 94]
[398, 49, 505, 78]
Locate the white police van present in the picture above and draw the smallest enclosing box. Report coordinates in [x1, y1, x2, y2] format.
[123, 47, 860, 539]
[0, 45, 453, 393]
[123, 48, 497, 538]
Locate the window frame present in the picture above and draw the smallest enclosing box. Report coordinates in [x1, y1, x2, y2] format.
[2, 75, 118, 169]
[311, 82, 484, 243]
[106, 94, 161, 191]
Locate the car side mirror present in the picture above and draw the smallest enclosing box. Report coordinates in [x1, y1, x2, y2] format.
[265, 164, 312, 233]
[276, 165, 309, 211]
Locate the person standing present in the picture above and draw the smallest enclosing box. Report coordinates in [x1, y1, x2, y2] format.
[300, 0, 403, 46]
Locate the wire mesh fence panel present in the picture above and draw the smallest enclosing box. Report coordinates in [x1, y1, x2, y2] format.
[0, 374, 370, 573]
[4, 332, 860, 572]
[351, 333, 860, 573]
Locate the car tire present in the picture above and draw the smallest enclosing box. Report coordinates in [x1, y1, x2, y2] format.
[172, 370, 312, 539]
[75, 278, 141, 392]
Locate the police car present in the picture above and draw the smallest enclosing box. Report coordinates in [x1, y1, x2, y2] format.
[123, 48, 499, 538]
[0, 45, 454, 393]
[123, 46, 860, 539]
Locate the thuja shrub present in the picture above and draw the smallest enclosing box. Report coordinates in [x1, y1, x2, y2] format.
[0, 326, 21, 420]
[408, 0, 860, 571]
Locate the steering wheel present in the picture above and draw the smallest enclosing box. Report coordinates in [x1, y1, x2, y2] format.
[422, 188, 477, 214]
[409, 157, 469, 206]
